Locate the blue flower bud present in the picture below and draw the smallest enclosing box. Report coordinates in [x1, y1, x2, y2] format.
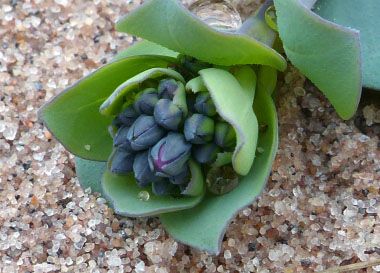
[134, 88, 158, 115]
[110, 148, 134, 175]
[154, 99, 183, 131]
[214, 122, 236, 148]
[127, 115, 165, 151]
[117, 104, 139, 126]
[133, 151, 162, 187]
[169, 167, 190, 185]
[158, 78, 180, 99]
[184, 114, 214, 144]
[149, 132, 192, 177]
[192, 143, 221, 164]
[194, 92, 217, 117]
[113, 126, 129, 146]
[152, 179, 178, 195]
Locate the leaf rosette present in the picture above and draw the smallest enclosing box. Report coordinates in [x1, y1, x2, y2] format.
[39, 0, 281, 253]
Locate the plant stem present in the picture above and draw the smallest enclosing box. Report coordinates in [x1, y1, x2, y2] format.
[238, 0, 277, 47]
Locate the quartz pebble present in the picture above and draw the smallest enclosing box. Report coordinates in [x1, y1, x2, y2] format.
[1, 0, 380, 272]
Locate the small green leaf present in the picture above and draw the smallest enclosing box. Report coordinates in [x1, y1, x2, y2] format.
[75, 157, 112, 206]
[181, 159, 204, 197]
[257, 65, 277, 95]
[102, 170, 205, 217]
[113, 40, 180, 62]
[199, 67, 258, 176]
[273, 0, 361, 120]
[100, 68, 185, 116]
[160, 84, 278, 254]
[314, 0, 380, 90]
[39, 56, 171, 161]
[116, 0, 286, 70]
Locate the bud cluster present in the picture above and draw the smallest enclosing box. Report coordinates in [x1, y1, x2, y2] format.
[109, 77, 236, 196]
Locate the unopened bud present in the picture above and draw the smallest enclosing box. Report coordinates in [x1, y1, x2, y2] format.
[134, 88, 158, 115]
[149, 132, 192, 177]
[127, 115, 165, 151]
[214, 122, 236, 148]
[133, 151, 162, 187]
[184, 114, 214, 144]
[110, 148, 134, 175]
[154, 99, 183, 131]
[192, 143, 221, 164]
[194, 92, 217, 117]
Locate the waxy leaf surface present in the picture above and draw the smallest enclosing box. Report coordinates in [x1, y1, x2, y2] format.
[160, 83, 278, 254]
[39, 56, 170, 161]
[75, 157, 111, 206]
[100, 68, 185, 115]
[314, 0, 380, 90]
[116, 0, 286, 70]
[199, 67, 258, 176]
[112, 40, 180, 62]
[102, 170, 204, 217]
[274, 0, 361, 119]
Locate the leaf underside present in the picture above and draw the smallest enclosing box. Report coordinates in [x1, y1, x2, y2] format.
[160, 81, 278, 254]
[116, 0, 286, 70]
[314, 0, 380, 90]
[39, 56, 171, 161]
[274, 0, 362, 120]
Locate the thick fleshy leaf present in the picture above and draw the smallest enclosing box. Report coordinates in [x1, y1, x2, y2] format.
[273, 0, 361, 120]
[39, 56, 170, 161]
[160, 84, 278, 254]
[102, 170, 204, 217]
[116, 0, 286, 70]
[314, 0, 380, 90]
[257, 65, 277, 95]
[112, 40, 180, 62]
[75, 157, 111, 207]
[181, 159, 204, 197]
[199, 67, 258, 176]
[100, 68, 185, 115]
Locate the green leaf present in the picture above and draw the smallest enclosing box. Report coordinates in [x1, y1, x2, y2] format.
[116, 0, 286, 71]
[181, 159, 204, 196]
[257, 65, 277, 95]
[113, 40, 180, 62]
[199, 67, 258, 176]
[314, 0, 380, 90]
[100, 68, 185, 116]
[102, 169, 205, 217]
[160, 84, 278, 254]
[39, 56, 171, 161]
[273, 0, 361, 119]
[75, 157, 112, 207]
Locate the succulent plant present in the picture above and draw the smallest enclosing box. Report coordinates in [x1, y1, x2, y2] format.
[38, 0, 368, 254]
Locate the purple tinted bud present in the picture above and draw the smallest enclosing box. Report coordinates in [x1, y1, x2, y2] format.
[149, 132, 192, 177]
